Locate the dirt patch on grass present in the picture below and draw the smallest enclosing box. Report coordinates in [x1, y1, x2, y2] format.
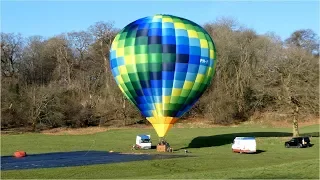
[246, 112, 320, 127]
[39, 117, 319, 136]
[40, 124, 154, 135]
[41, 127, 109, 135]
[270, 119, 319, 127]
[244, 117, 320, 128]
[173, 117, 318, 128]
[3, 116, 318, 136]
[174, 118, 239, 128]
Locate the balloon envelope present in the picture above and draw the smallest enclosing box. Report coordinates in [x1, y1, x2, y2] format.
[110, 14, 217, 137]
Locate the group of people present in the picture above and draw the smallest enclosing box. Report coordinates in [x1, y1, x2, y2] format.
[158, 139, 173, 152]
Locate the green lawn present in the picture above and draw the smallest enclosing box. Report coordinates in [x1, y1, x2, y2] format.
[1, 124, 319, 179]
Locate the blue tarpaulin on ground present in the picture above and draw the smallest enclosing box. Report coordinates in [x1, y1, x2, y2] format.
[1, 151, 155, 170]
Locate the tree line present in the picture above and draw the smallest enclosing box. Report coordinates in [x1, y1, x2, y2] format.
[1, 18, 319, 135]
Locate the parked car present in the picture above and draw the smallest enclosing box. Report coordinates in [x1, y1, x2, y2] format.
[284, 137, 311, 148]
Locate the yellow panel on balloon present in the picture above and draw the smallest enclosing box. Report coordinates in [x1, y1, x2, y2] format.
[118, 85, 125, 94]
[206, 68, 212, 76]
[174, 22, 186, 29]
[195, 74, 205, 83]
[172, 88, 182, 96]
[155, 103, 163, 116]
[151, 110, 158, 119]
[187, 30, 198, 38]
[183, 81, 194, 90]
[163, 96, 171, 103]
[154, 15, 162, 19]
[162, 17, 173, 23]
[118, 65, 127, 74]
[124, 55, 134, 65]
[200, 39, 208, 48]
[210, 50, 214, 59]
[111, 41, 118, 50]
[147, 117, 174, 137]
[116, 47, 124, 57]
[116, 76, 124, 84]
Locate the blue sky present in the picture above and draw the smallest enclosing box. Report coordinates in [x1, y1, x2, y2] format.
[1, 1, 319, 41]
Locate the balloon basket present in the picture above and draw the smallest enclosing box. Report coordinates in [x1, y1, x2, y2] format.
[156, 144, 167, 152]
[156, 139, 173, 153]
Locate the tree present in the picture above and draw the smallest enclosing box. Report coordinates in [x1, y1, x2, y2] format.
[1, 33, 25, 129]
[67, 31, 93, 63]
[24, 85, 53, 131]
[256, 44, 319, 137]
[88, 22, 133, 125]
[67, 31, 95, 94]
[45, 35, 74, 87]
[88, 21, 118, 90]
[202, 18, 260, 123]
[1, 33, 24, 77]
[19, 35, 55, 85]
[285, 29, 319, 56]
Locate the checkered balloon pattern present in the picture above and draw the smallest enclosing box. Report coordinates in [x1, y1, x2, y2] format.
[110, 14, 216, 136]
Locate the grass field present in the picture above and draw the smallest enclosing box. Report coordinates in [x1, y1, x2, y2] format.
[1, 124, 319, 179]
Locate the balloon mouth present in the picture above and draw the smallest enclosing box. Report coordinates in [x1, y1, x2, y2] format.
[146, 117, 178, 137]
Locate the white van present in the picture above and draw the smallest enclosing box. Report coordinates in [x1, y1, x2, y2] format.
[134, 135, 152, 149]
[232, 137, 256, 153]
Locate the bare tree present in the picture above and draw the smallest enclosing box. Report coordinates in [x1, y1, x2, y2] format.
[67, 31, 93, 63]
[67, 31, 95, 96]
[285, 29, 319, 56]
[45, 35, 74, 87]
[88, 21, 118, 90]
[20, 36, 53, 85]
[202, 19, 259, 122]
[256, 43, 319, 136]
[25, 85, 53, 131]
[1, 33, 24, 77]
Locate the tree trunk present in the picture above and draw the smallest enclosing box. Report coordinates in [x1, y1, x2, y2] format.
[100, 41, 109, 90]
[123, 97, 126, 126]
[32, 120, 36, 132]
[66, 62, 71, 86]
[31, 87, 37, 132]
[64, 47, 71, 86]
[56, 50, 62, 81]
[292, 105, 300, 137]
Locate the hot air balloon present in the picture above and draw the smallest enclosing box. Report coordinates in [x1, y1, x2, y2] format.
[110, 14, 217, 139]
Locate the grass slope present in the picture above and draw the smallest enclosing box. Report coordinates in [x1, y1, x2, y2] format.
[1, 124, 319, 179]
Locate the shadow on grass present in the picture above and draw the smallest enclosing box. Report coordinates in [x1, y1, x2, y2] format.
[179, 132, 293, 149]
[231, 150, 266, 154]
[244, 150, 266, 154]
[301, 132, 319, 137]
[254, 150, 266, 154]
